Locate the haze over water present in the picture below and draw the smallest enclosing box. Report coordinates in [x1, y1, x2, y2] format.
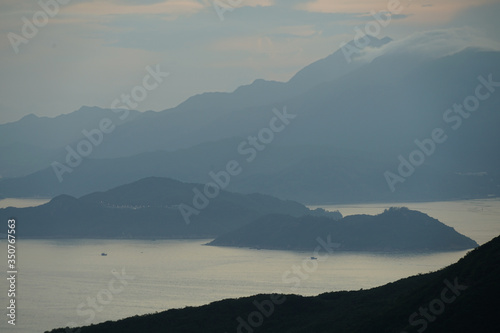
[1, 198, 498, 333]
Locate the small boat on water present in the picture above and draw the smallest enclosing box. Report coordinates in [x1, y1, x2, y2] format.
[101, 253, 108, 256]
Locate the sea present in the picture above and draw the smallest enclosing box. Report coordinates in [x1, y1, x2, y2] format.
[0, 198, 499, 332]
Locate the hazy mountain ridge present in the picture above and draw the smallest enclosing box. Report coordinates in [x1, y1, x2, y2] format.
[0, 36, 386, 174]
[0, 36, 387, 174]
[79, 35, 390, 158]
[0, 142, 389, 200]
[0, 106, 140, 178]
[1, 40, 500, 203]
[0, 139, 497, 204]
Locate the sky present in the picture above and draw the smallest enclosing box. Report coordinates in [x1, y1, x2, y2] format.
[0, 0, 499, 124]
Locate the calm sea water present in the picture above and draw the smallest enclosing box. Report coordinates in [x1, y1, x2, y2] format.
[0, 198, 498, 332]
[0, 198, 51, 209]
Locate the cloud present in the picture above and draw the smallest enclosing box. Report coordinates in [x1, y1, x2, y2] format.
[298, 0, 396, 14]
[65, 0, 205, 16]
[0, 0, 498, 124]
[358, 28, 500, 63]
[0, 0, 362, 123]
[449, 2, 500, 43]
[96, 5, 360, 52]
[298, 0, 496, 24]
[198, 0, 274, 7]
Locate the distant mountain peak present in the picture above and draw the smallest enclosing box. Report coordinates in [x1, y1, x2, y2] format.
[75, 105, 108, 113]
[19, 113, 39, 121]
[286, 35, 392, 91]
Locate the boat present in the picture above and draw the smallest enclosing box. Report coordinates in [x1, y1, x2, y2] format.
[310, 256, 317, 260]
[101, 253, 107, 256]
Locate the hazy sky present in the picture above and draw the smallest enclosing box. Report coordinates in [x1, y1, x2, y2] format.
[0, 0, 499, 124]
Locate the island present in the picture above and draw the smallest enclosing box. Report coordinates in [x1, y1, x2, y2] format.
[0, 177, 341, 239]
[208, 207, 478, 252]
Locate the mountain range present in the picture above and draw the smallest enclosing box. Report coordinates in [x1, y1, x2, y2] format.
[1, 36, 499, 203]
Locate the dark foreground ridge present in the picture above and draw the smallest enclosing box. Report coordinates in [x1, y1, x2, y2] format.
[208, 207, 478, 251]
[48, 234, 500, 333]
